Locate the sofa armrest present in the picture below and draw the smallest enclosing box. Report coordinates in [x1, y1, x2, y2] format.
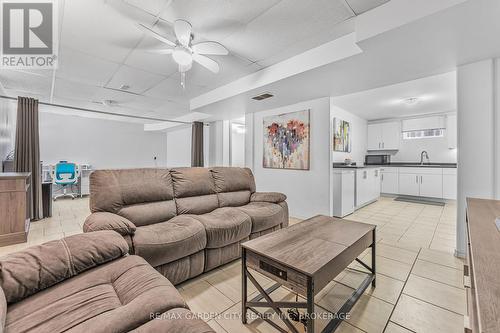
[84, 212, 136, 236]
[250, 192, 287, 204]
[0, 231, 128, 304]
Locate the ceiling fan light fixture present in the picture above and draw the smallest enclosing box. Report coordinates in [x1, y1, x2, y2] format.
[172, 47, 193, 67]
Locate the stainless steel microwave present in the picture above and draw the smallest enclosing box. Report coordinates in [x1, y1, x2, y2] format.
[365, 154, 391, 165]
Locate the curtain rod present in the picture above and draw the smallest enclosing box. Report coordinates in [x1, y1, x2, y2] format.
[0, 95, 209, 125]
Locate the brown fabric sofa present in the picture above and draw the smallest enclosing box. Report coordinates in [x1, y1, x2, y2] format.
[83, 167, 288, 285]
[0, 231, 213, 333]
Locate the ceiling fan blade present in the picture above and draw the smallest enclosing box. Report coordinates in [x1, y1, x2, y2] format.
[146, 48, 174, 55]
[137, 23, 176, 47]
[192, 41, 228, 55]
[193, 54, 220, 73]
[174, 19, 192, 46]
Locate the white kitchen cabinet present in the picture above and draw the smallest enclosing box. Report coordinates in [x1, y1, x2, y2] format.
[443, 168, 457, 200]
[367, 123, 382, 150]
[399, 173, 420, 196]
[356, 168, 381, 208]
[381, 122, 401, 150]
[332, 169, 355, 217]
[367, 121, 400, 150]
[381, 167, 399, 194]
[419, 174, 443, 198]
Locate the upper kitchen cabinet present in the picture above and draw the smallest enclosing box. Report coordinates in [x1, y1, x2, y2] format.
[367, 121, 401, 150]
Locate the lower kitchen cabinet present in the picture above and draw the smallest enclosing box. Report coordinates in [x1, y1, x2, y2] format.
[380, 168, 399, 194]
[356, 168, 381, 208]
[398, 173, 420, 196]
[443, 168, 457, 200]
[419, 174, 443, 198]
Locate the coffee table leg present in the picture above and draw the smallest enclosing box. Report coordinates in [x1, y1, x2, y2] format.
[242, 248, 248, 324]
[306, 277, 315, 333]
[372, 228, 376, 288]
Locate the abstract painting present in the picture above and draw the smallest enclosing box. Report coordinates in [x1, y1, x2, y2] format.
[263, 110, 310, 170]
[333, 118, 351, 152]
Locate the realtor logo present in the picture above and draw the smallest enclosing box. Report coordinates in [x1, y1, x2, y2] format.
[1, 0, 58, 68]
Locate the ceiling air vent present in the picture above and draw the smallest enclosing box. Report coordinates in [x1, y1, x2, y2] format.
[252, 92, 274, 101]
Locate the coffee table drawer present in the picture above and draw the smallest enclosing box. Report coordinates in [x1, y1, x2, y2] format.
[246, 250, 308, 296]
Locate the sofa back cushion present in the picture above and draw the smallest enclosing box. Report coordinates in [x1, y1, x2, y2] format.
[170, 167, 219, 214]
[90, 169, 176, 226]
[211, 167, 256, 207]
[0, 231, 128, 304]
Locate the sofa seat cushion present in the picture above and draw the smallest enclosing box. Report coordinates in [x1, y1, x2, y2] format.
[192, 208, 252, 248]
[235, 202, 286, 233]
[131, 307, 214, 333]
[133, 216, 207, 267]
[5, 255, 187, 333]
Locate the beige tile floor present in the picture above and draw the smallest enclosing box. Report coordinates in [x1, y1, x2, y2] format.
[0, 196, 465, 333]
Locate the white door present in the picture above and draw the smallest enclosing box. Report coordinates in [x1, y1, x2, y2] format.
[381, 171, 399, 194]
[367, 124, 381, 150]
[381, 122, 401, 150]
[399, 173, 420, 196]
[419, 174, 443, 198]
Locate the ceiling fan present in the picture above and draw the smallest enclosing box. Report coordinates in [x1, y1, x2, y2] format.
[138, 19, 229, 88]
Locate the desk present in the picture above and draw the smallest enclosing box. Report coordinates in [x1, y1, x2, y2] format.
[42, 164, 92, 198]
[0, 173, 31, 246]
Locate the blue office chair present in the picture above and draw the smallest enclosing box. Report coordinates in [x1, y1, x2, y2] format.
[52, 161, 80, 200]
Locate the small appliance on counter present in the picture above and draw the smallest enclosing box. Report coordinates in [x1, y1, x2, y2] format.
[365, 154, 391, 165]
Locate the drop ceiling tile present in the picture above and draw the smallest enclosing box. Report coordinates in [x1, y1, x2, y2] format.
[105, 65, 166, 94]
[124, 0, 170, 16]
[187, 55, 261, 87]
[4, 89, 49, 102]
[53, 78, 103, 102]
[0, 70, 52, 97]
[125, 36, 179, 76]
[345, 0, 390, 15]
[57, 47, 120, 86]
[61, 0, 156, 63]
[159, 0, 282, 41]
[143, 77, 206, 102]
[222, 0, 353, 63]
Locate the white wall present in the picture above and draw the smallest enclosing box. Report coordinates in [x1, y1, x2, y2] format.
[208, 120, 229, 167]
[0, 100, 16, 165]
[366, 114, 458, 163]
[230, 122, 245, 167]
[330, 103, 368, 164]
[166, 126, 191, 167]
[250, 97, 331, 218]
[40, 112, 167, 169]
[165, 124, 210, 168]
[456, 58, 500, 256]
[391, 129, 457, 163]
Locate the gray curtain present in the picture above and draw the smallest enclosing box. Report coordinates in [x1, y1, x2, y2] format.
[191, 121, 204, 167]
[14, 97, 42, 221]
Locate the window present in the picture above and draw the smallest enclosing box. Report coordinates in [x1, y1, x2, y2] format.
[402, 129, 444, 140]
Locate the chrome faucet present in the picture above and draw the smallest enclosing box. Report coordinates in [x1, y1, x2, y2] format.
[420, 151, 430, 165]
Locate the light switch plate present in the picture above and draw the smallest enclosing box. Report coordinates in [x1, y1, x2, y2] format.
[496, 218, 500, 232]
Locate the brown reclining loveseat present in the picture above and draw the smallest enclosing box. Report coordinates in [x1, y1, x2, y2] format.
[0, 231, 213, 333]
[83, 167, 288, 285]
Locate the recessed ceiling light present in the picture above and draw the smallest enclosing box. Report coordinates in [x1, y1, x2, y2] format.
[402, 97, 419, 106]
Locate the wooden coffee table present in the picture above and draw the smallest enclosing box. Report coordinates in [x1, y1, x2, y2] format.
[241, 215, 376, 333]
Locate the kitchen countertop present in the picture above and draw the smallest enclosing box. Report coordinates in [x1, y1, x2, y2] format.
[333, 162, 457, 169]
